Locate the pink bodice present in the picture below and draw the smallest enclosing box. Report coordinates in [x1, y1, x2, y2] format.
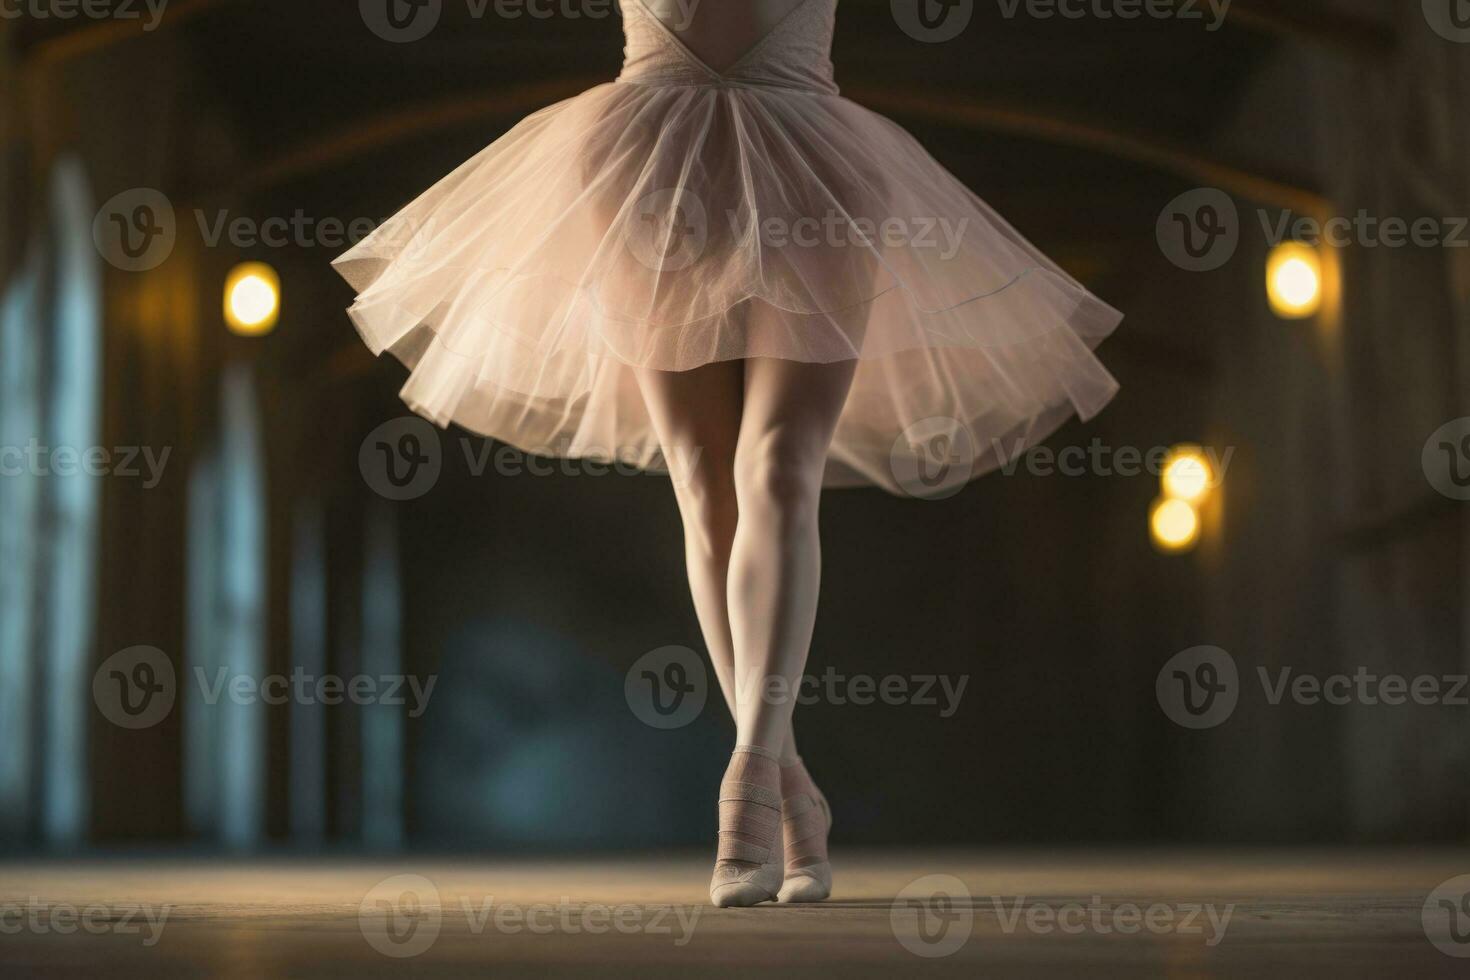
[617, 0, 840, 95]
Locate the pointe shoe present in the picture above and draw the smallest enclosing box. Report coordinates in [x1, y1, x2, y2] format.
[709, 745, 784, 908]
[777, 757, 833, 903]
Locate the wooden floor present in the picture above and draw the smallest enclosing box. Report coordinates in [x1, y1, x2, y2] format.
[1, 849, 1467, 978]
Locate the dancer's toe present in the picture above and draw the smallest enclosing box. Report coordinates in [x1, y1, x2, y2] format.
[711, 866, 782, 908]
[777, 863, 832, 903]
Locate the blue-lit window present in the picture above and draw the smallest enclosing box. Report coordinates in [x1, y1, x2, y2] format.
[0, 156, 103, 847]
[185, 363, 267, 847]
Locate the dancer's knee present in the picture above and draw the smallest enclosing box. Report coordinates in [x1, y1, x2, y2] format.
[673, 456, 738, 557]
[734, 430, 825, 518]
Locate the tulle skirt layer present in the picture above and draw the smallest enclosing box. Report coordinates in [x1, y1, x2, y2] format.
[333, 80, 1122, 495]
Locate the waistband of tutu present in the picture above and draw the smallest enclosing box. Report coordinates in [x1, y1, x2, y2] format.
[615, 70, 838, 97]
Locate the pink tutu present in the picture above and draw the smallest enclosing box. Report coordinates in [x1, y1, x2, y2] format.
[333, 0, 1121, 494]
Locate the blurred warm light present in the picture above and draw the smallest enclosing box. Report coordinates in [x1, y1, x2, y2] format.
[1266, 241, 1321, 319]
[1150, 497, 1201, 554]
[225, 262, 280, 336]
[1161, 445, 1213, 503]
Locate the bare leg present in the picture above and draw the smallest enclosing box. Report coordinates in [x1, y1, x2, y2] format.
[641, 357, 853, 908]
[728, 357, 857, 753]
[636, 360, 743, 719]
[635, 361, 801, 763]
[697, 357, 850, 906]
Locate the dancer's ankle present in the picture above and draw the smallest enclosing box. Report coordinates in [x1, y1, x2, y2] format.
[710, 744, 784, 907]
[779, 755, 810, 793]
[730, 736, 784, 763]
[731, 742, 780, 762]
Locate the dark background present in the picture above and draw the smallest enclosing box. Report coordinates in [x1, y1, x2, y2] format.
[1, 0, 1466, 854]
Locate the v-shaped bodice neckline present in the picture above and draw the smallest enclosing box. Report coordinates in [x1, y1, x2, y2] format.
[618, 0, 840, 95]
[630, 0, 818, 79]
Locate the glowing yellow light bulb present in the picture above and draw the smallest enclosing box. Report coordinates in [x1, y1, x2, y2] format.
[1150, 497, 1201, 554]
[224, 262, 280, 336]
[1266, 241, 1321, 319]
[1161, 445, 1214, 503]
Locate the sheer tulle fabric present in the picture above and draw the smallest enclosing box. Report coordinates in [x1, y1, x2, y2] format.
[334, 0, 1122, 494]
